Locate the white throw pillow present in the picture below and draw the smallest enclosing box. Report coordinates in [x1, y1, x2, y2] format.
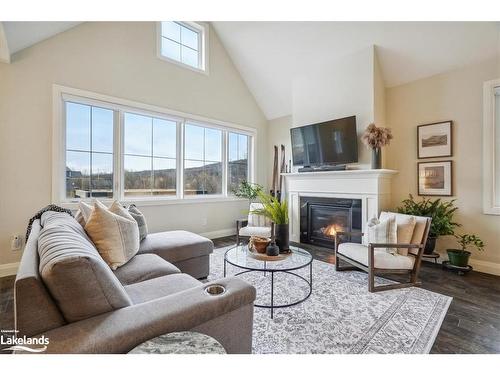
[366, 216, 398, 254]
[379, 212, 417, 256]
[84, 200, 140, 270]
[78, 201, 94, 224]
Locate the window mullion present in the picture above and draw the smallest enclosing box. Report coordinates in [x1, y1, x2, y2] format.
[178, 120, 184, 199]
[114, 110, 123, 201]
[222, 131, 228, 197]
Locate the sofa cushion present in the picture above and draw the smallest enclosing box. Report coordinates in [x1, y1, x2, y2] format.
[138, 230, 213, 263]
[338, 242, 415, 270]
[124, 273, 202, 304]
[128, 204, 148, 241]
[38, 212, 132, 322]
[113, 254, 180, 285]
[84, 200, 140, 270]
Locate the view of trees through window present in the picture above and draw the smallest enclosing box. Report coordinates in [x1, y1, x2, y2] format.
[228, 132, 249, 194]
[64, 98, 252, 200]
[184, 124, 222, 195]
[124, 113, 177, 197]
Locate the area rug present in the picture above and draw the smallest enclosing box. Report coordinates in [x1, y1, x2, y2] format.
[207, 247, 452, 354]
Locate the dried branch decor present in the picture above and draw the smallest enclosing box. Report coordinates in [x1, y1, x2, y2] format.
[361, 123, 393, 149]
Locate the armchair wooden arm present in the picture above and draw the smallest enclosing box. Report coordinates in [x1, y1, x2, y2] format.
[368, 243, 423, 249]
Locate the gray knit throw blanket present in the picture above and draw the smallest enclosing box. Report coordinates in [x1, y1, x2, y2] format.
[26, 204, 73, 240]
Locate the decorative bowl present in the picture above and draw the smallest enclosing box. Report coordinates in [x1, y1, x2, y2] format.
[249, 236, 271, 254]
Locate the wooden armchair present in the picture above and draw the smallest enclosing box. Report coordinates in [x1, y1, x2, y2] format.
[334, 212, 431, 292]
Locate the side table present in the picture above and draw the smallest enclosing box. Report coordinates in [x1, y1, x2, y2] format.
[128, 331, 226, 354]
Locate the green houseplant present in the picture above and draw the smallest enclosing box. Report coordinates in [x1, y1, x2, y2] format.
[232, 181, 263, 204]
[447, 234, 485, 267]
[397, 194, 460, 254]
[252, 191, 289, 253]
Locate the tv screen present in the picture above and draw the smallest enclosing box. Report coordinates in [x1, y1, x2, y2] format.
[290, 116, 358, 166]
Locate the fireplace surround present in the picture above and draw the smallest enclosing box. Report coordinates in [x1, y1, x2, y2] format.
[282, 169, 397, 245]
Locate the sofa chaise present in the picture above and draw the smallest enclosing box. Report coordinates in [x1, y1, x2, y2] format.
[14, 211, 256, 354]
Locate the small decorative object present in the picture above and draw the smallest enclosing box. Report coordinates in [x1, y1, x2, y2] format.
[397, 194, 460, 254]
[361, 123, 393, 169]
[417, 121, 452, 159]
[447, 233, 485, 267]
[232, 181, 263, 205]
[266, 238, 280, 257]
[248, 236, 271, 254]
[252, 191, 290, 253]
[418, 161, 452, 196]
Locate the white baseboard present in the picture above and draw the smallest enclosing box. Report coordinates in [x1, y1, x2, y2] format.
[468, 259, 500, 276]
[199, 228, 236, 240]
[423, 256, 500, 276]
[0, 262, 19, 277]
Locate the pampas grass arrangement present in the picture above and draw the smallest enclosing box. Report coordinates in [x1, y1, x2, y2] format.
[361, 123, 393, 149]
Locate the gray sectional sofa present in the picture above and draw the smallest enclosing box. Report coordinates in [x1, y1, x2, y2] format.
[14, 211, 256, 354]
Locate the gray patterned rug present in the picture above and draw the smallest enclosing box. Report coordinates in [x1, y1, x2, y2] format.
[208, 247, 452, 354]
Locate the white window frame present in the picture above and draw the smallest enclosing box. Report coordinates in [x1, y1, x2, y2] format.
[52, 85, 255, 208]
[483, 78, 500, 215]
[156, 21, 209, 74]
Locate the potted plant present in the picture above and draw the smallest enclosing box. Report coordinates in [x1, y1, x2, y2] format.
[447, 234, 485, 267]
[232, 180, 263, 204]
[252, 191, 289, 254]
[397, 194, 460, 254]
[361, 123, 393, 169]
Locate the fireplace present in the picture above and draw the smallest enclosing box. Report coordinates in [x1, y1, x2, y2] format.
[300, 197, 362, 247]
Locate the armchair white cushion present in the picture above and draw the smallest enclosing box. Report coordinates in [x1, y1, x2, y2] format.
[238, 203, 272, 239]
[337, 243, 415, 270]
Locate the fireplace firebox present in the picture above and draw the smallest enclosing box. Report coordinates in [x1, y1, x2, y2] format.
[300, 197, 362, 247]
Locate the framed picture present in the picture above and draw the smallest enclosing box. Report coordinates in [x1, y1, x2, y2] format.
[417, 121, 452, 159]
[418, 161, 453, 196]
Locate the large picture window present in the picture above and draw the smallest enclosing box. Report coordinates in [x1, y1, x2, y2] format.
[57, 87, 254, 204]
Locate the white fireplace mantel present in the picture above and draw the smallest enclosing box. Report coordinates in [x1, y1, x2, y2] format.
[282, 169, 398, 243]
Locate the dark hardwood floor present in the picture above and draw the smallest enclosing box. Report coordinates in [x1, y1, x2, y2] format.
[1, 235, 499, 354]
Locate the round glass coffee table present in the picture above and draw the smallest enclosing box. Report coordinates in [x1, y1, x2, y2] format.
[224, 245, 313, 318]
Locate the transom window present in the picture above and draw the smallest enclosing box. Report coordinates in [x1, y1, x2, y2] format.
[158, 21, 206, 72]
[59, 89, 253, 203]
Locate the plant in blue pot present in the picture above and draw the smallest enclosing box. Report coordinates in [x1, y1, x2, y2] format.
[447, 233, 485, 267]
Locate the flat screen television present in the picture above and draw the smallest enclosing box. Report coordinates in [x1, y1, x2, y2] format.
[290, 116, 358, 167]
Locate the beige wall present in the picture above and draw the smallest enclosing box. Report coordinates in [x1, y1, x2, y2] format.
[267, 47, 379, 184]
[386, 58, 500, 273]
[0, 22, 267, 267]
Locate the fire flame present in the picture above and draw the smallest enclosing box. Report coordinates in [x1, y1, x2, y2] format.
[323, 224, 337, 237]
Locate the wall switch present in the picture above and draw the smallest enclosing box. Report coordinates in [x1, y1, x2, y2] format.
[11, 234, 23, 251]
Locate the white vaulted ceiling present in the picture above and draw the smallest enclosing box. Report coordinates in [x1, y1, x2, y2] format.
[0, 21, 81, 62]
[212, 22, 500, 119]
[1, 21, 499, 120]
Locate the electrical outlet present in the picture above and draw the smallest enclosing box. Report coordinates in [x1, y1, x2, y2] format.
[11, 234, 23, 251]
[202, 218, 208, 226]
